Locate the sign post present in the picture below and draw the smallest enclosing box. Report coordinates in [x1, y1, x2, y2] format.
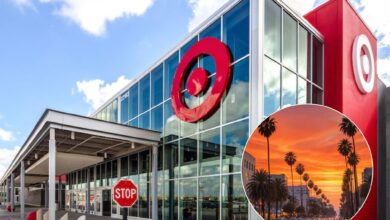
[113, 179, 138, 220]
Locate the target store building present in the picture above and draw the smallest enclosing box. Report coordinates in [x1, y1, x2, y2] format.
[0, 0, 387, 219]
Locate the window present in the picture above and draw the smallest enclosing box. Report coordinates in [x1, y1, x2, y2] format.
[163, 180, 178, 219]
[265, 0, 281, 61]
[223, 0, 249, 61]
[106, 162, 112, 186]
[199, 177, 220, 219]
[222, 174, 248, 219]
[264, 57, 281, 116]
[120, 157, 128, 177]
[151, 64, 163, 106]
[312, 37, 323, 87]
[164, 141, 179, 179]
[120, 91, 129, 124]
[200, 19, 221, 74]
[164, 52, 179, 100]
[129, 84, 139, 119]
[298, 77, 310, 104]
[151, 105, 163, 132]
[199, 128, 220, 176]
[139, 74, 150, 113]
[282, 68, 297, 107]
[129, 117, 138, 127]
[312, 85, 323, 104]
[112, 99, 118, 123]
[298, 26, 310, 79]
[164, 100, 179, 142]
[179, 179, 197, 220]
[180, 136, 197, 178]
[283, 11, 297, 71]
[139, 111, 150, 130]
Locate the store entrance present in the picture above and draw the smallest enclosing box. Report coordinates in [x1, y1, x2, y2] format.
[102, 189, 111, 216]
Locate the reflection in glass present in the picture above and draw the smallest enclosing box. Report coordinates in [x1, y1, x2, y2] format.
[151, 64, 163, 107]
[181, 37, 198, 59]
[112, 159, 118, 184]
[139, 151, 150, 218]
[140, 74, 150, 113]
[106, 162, 111, 186]
[298, 77, 310, 104]
[298, 26, 310, 79]
[264, 57, 281, 116]
[223, 58, 249, 123]
[282, 68, 297, 108]
[199, 128, 220, 176]
[139, 111, 150, 130]
[199, 177, 220, 220]
[164, 100, 179, 142]
[312, 85, 323, 104]
[120, 156, 128, 177]
[164, 141, 179, 179]
[200, 19, 221, 74]
[129, 84, 138, 119]
[164, 180, 178, 220]
[120, 91, 129, 124]
[164, 52, 179, 100]
[181, 92, 199, 137]
[139, 150, 150, 183]
[179, 179, 197, 220]
[222, 120, 248, 173]
[222, 174, 248, 220]
[113, 99, 118, 123]
[128, 175, 139, 217]
[283, 11, 297, 72]
[180, 136, 198, 178]
[200, 75, 220, 130]
[223, 0, 249, 61]
[151, 105, 163, 132]
[265, 0, 281, 61]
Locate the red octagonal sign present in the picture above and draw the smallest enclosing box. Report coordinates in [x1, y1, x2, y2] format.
[113, 179, 138, 207]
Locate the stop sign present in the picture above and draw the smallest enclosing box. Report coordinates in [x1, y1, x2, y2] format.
[113, 179, 138, 207]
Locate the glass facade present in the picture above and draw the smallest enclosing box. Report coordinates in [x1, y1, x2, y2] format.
[76, 0, 323, 219]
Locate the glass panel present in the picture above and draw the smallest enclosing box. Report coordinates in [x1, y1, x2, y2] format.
[282, 68, 297, 108]
[312, 37, 323, 87]
[101, 164, 106, 187]
[158, 179, 163, 219]
[164, 100, 179, 142]
[120, 157, 128, 177]
[140, 150, 150, 183]
[199, 128, 220, 176]
[312, 85, 323, 104]
[223, 0, 249, 61]
[96, 165, 101, 188]
[112, 196, 117, 214]
[264, 0, 281, 61]
[200, 19, 221, 74]
[222, 120, 249, 174]
[164, 52, 179, 100]
[164, 180, 178, 220]
[129, 84, 139, 119]
[139, 111, 150, 130]
[106, 162, 111, 186]
[151, 105, 163, 132]
[200, 75, 220, 130]
[199, 176, 220, 219]
[140, 74, 151, 113]
[101, 108, 107, 121]
[222, 174, 248, 220]
[113, 99, 118, 123]
[180, 135, 198, 178]
[298, 77, 310, 104]
[120, 91, 129, 124]
[179, 179, 197, 220]
[222, 57, 249, 123]
[112, 160, 118, 184]
[151, 64, 164, 106]
[107, 103, 113, 122]
[129, 175, 139, 217]
[129, 117, 138, 127]
[164, 141, 179, 179]
[264, 57, 281, 116]
[89, 167, 94, 188]
[95, 191, 101, 213]
[298, 25, 310, 79]
[181, 92, 199, 137]
[181, 37, 198, 59]
[129, 154, 138, 175]
[139, 179, 150, 218]
[283, 11, 297, 72]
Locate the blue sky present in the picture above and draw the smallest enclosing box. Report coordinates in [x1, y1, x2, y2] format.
[0, 0, 389, 178]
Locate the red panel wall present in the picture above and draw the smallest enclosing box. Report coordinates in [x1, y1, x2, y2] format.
[305, 0, 378, 219]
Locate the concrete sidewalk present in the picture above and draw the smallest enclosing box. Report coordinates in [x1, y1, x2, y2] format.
[0, 206, 116, 220]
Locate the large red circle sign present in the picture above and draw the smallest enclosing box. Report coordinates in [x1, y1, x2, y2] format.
[171, 37, 232, 123]
[113, 179, 138, 207]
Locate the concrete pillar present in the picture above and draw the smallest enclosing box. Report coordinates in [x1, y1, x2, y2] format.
[151, 145, 158, 219]
[10, 173, 14, 212]
[49, 128, 57, 220]
[21, 161, 25, 219]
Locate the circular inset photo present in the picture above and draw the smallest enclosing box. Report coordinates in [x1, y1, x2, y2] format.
[242, 105, 373, 220]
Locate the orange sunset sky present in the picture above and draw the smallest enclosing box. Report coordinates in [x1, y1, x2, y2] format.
[245, 105, 373, 212]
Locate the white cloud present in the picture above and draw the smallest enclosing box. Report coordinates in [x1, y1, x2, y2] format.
[76, 75, 131, 111]
[0, 128, 14, 141]
[0, 146, 20, 180]
[282, 0, 316, 15]
[13, 0, 154, 36]
[187, 0, 229, 32]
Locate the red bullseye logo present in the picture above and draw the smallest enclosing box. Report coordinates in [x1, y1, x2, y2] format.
[171, 37, 232, 123]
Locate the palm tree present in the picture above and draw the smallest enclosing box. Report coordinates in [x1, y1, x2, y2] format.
[339, 117, 359, 208]
[337, 138, 354, 211]
[246, 169, 268, 217]
[348, 152, 360, 211]
[284, 152, 297, 207]
[272, 178, 288, 218]
[295, 163, 305, 208]
[258, 117, 276, 220]
[313, 185, 318, 195]
[316, 189, 322, 198]
[307, 180, 314, 197]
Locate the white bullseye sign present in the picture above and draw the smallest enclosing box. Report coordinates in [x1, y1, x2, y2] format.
[352, 34, 375, 94]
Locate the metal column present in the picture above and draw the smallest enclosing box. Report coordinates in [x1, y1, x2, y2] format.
[151, 145, 158, 219]
[6, 178, 9, 203]
[10, 173, 14, 212]
[20, 161, 25, 218]
[49, 128, 56, 220]
[58, 176, 62, 210]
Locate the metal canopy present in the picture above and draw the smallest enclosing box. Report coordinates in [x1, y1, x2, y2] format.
[0, 109, 161, 185]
